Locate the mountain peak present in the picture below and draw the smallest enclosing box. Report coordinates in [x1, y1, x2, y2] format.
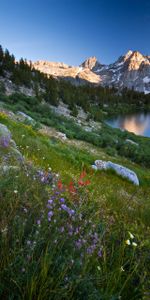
[81, 56, 99, 70]
[124, 50, 133, 60]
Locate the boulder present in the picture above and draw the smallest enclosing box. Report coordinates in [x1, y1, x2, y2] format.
[57, 132, 67, 141]
[0, 123, 11, 148]
[93, 159, 139, 185]
[16, 111, 36, 126]
[0, 123, 24, 166]
[125, 139, 139, 146]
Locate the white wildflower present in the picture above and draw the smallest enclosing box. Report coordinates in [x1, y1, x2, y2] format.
[125, 239, 131, 245]
[132, 242, 137, 247]
[128, 231, 134, 239]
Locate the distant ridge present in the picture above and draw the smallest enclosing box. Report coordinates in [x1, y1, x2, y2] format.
[32, 50, 150, 94]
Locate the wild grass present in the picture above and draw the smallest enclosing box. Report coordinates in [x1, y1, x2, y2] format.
[0, 112, 150, 299]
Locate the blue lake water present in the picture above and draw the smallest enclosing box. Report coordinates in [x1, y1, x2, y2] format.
[106, 112, 150, 138]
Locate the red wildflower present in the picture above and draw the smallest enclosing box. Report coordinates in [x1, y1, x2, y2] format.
[57, 180, 63, 190]
[69, 181, 76, 193]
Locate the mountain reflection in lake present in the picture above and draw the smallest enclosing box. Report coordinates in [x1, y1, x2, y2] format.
[106, 112, 150, 137]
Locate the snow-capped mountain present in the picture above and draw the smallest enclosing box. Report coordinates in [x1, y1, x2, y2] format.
[32, 50, 150, 94]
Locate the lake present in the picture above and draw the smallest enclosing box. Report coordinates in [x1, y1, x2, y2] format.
[106, 112, 150, 138]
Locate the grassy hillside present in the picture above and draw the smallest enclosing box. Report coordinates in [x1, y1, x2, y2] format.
[0, 111, 150, 299]
[0, 45, 150, 299]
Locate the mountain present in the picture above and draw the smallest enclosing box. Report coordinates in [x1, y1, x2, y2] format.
[32, 60, 101, 85]
[32, 50, 150, 94]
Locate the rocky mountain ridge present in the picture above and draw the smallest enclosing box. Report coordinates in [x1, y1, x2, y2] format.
[32, 50, 150, 93]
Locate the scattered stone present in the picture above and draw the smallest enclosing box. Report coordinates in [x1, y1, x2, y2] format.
[57, 132, 67, 141]
[125, 139, 139, 146]
[16, 111, 36, 126]
[93, 159, 139, 185]
[95, 160, 107, 170]
[91, 164, 98, 170]
[0, 123, 24, 166]
[0, 123, 11, 148]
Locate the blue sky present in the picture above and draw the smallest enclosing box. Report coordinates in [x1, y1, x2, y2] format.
[0, 0, 149, 65]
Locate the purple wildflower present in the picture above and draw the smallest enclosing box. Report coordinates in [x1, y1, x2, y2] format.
[75, 239, 82, 249]
[37, 220, 41, 225]
[60, 198, 65, 203]
[48, 199, 53, 204]
[61, 204, 67, 210]
[48, 211, 53, 217]
[98, 249, 103, 257]
[60, 226, 65, 233]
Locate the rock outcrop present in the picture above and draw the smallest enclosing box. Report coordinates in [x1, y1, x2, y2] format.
[92, 160, 139, 185]
[0, 123, 23, 169]
[16, 111, 36, 126]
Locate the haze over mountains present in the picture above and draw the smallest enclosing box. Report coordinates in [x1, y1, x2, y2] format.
[32, 50, 150, 94]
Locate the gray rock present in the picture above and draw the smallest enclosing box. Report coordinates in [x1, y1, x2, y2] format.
[0, 165, 19, 173]
[91, 164, 98, 170]
[0, 123, 23, 165]
[57, 132, 67, 141]
[95, 160, 107, 170]
[94, 159, 139, 185]
[17, 111, 36, 126]
[125, 139, 139, 146]
[0, 123, 11, 147]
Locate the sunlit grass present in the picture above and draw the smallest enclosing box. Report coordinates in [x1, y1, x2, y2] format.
[0, 113, 150, 299]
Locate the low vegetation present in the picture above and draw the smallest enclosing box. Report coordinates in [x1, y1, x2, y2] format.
[0, 112, 150, 299]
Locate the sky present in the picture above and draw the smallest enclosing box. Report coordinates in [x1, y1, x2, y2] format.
[0, 0, 150, 65]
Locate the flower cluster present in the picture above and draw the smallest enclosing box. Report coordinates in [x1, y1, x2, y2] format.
[36, 169, 53, 184]
[35, 183, 104, 260]
[125, 231, 137, 247]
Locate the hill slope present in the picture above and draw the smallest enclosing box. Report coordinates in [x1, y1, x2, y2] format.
[0, 108, 150, 299]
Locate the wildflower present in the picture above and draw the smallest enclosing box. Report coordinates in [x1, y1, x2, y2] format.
[58, 180, 63, 190]
[98, 249, 102, 257]
[75, 240, 82, 249]
[87, 246, 95, 255]
[27, 240, 31, 246]
[37, 220, 41, 226]
[128, 231, 134, 239]
[48, 211, 53, 217]
[14, 190, 18, 194]
[69, 181, 76, 193]
[1, 227, 8, 234]
[80, 171, 86, 179]
[132, 242, 137, 247]
[125, 239, 131, 245]
[48, 199, 53, 204]
[59, 197, 65, 203]
[60, 226, 65, 233]
[61, 204, 68, 211]
[68, 209, 75, 216]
